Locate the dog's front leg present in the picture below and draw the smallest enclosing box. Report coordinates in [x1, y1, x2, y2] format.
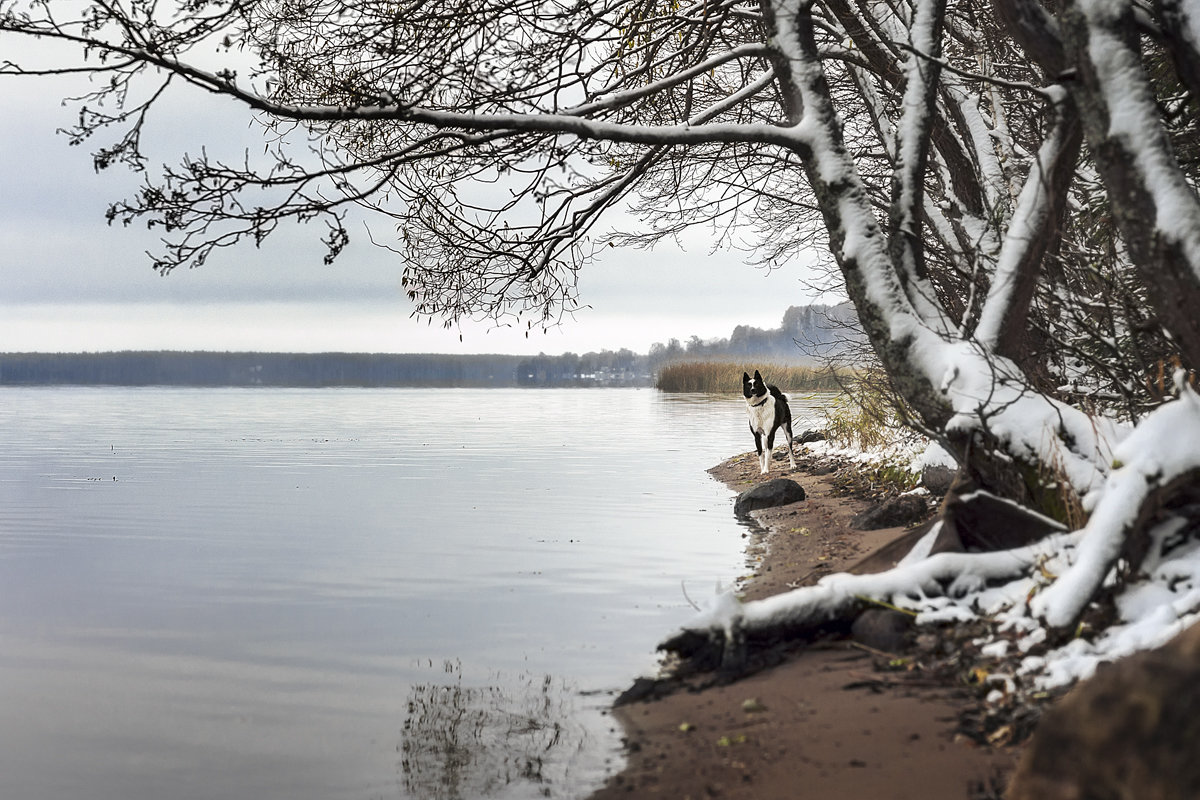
[752, 428, 767, 474]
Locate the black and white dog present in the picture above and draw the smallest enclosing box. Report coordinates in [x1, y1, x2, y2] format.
[743, 369, 796, 474]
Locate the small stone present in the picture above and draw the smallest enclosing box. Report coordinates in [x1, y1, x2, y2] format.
[741, 698, 767, 713]
[851, 609, 914, 653]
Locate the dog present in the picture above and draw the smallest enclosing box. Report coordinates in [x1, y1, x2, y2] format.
[743, 369, 796, 474]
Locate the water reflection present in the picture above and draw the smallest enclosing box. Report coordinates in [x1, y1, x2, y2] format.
[400, 660, 591, 800]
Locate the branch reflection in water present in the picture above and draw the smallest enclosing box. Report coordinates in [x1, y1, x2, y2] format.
[401, 659, 591, 800]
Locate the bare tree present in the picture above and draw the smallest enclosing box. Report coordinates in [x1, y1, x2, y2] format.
[4, 0, 1200, 641]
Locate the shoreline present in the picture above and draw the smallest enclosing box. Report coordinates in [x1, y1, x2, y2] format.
[589, 450, 1016, 799]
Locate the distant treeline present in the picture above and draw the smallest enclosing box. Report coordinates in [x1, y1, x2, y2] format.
[1, 304, 863, 388]
[0, 350, 654, 388]
[0, 351, 518, 387]
[655, 362, 848, 393]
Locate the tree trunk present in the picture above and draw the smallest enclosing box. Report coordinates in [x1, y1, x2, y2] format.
[1061, 0, 1200, 371]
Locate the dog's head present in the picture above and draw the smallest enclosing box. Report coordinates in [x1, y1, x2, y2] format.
[742, 369, 766, 400]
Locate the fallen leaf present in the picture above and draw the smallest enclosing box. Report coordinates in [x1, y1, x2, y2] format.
[987, 725, 1013, 746]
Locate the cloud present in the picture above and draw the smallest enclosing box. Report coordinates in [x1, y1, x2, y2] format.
[0, 301, 788, 356]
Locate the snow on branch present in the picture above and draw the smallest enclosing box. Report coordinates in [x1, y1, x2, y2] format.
[927, 340, 1123, 493]
[563, 43, 771, 118]
[888, 0, 947, 306]
[1075, 0, 1200, 280]
[973, 86, 1078, 353]
[1032, 381, 1200, 628]
[0, 12, 786, 149]
[688, 533, 1076, 636]
[766, 0, 953, 342]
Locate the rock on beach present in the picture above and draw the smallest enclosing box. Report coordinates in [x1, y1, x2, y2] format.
[733, 478, 806, 516]
[850, 494, 929, 530]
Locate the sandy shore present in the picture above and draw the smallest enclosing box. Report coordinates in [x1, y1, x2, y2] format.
[589, 451, 1016, 799]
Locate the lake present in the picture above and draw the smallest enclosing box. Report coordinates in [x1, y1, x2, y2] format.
[0, 387, 830, 800]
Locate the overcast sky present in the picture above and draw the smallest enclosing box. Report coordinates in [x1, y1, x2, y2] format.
[0, 56, 829, 356]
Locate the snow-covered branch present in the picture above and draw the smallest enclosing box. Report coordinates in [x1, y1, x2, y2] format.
[1034, 382, 1200, 628]
[887, 0, 947, 293]
[974, 86, 1080, 356]
[678, 533, 1073, 639]
[1063, 0, 1200, 367]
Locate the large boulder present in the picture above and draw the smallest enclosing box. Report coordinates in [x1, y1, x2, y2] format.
[850, 494, 928, 530]
[920, 464, 957, 497]
[734, 478, 806, 516]
[1007, 622, 1200, 800]
[797, 429, 826, 444]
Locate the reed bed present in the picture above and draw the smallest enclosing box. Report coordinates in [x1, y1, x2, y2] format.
[654, 361, 848, 393]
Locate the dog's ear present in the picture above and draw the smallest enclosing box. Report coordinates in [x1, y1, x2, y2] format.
[742, 372, 751, 383]
[753, 369, 763, 381]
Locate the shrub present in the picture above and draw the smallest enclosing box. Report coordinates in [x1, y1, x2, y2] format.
[821, 368, 922, 453]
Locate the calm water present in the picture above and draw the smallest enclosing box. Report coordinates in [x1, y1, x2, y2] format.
[0, 387, 828, 800]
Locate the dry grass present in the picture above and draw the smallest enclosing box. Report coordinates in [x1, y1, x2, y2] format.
[654, 361, 847, 393]
[1038, 441, 1089, 529]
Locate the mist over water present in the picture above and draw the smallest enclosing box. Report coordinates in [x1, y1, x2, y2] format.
[0, 387, 830, 800]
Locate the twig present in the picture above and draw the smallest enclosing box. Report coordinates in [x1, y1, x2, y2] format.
[854, 594, 919, 616]
[847, 640, 901, 660]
